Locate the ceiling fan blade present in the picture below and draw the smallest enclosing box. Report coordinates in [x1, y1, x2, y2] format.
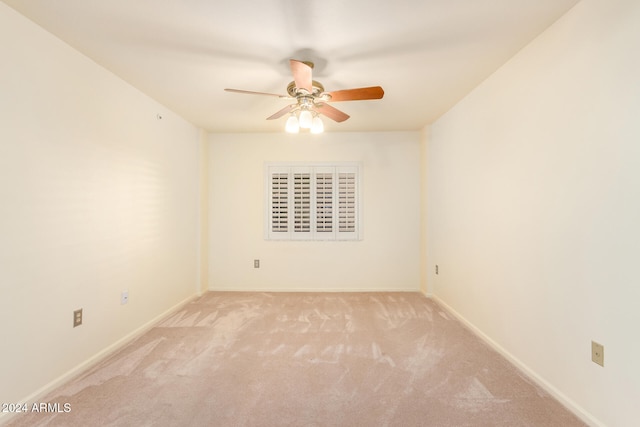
[266, 104, 297, 120]
[325, 86, 385, 102]
[313, 103, 350, 122]
[224, 88, 289, 98]
[290, 59, 313, 93]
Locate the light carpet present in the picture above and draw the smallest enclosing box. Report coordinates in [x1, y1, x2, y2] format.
[7, 292, 586, 426]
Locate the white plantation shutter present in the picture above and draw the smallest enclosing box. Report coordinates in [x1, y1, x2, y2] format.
[270, 171, 289, 234]
[338, 170, 357, 236]
[313, 166, 337, 240]
[292, 170, 312, 239]
[265, 163, 361, 241]
[315, 172, 334, 235]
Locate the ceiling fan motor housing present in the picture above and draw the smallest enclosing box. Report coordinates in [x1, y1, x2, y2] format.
[286, 80, 326, 98]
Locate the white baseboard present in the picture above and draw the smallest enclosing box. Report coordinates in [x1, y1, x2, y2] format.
[208, 287, 421, 293]
[0, 293, 200, 426]
[427, 293, 604, 427]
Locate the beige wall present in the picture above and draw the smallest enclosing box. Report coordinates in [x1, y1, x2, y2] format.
[208, 132, 422, 291]
[426, 0, 640, 425]
[0, 3, 201, 409]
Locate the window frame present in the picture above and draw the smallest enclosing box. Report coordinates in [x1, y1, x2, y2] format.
[264, 162, 362, 241]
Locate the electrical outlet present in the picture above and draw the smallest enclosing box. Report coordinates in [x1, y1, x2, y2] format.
[254, 259, 260, 268]
[435, 265, 439, 275]
[73, 309, 83, 327]
[121, 290, 129, 305]
[592, 341, 604, 367]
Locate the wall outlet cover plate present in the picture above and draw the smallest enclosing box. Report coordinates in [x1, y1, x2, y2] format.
[592, 341, 604, 367]
[73, 309, 83, 327]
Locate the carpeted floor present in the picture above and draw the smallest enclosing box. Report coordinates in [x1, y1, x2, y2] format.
[7, 292, 586, 426]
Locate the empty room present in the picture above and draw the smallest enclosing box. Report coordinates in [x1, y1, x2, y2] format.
[1, 1, 638, 426]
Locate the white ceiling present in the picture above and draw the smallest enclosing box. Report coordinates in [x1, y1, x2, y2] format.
[3, 0, 580, 133]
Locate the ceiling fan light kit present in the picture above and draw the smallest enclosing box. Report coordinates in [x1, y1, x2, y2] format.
[225, 59, 384, 134]
[311, 115, 324, 134]
[284, 110, 324, 134]
[285, 113, 300, 133]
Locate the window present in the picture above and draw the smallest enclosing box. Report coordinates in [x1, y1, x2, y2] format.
[265, 162, 362, 240]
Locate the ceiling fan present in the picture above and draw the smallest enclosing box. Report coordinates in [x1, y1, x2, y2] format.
[224, 59, 384, 133]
